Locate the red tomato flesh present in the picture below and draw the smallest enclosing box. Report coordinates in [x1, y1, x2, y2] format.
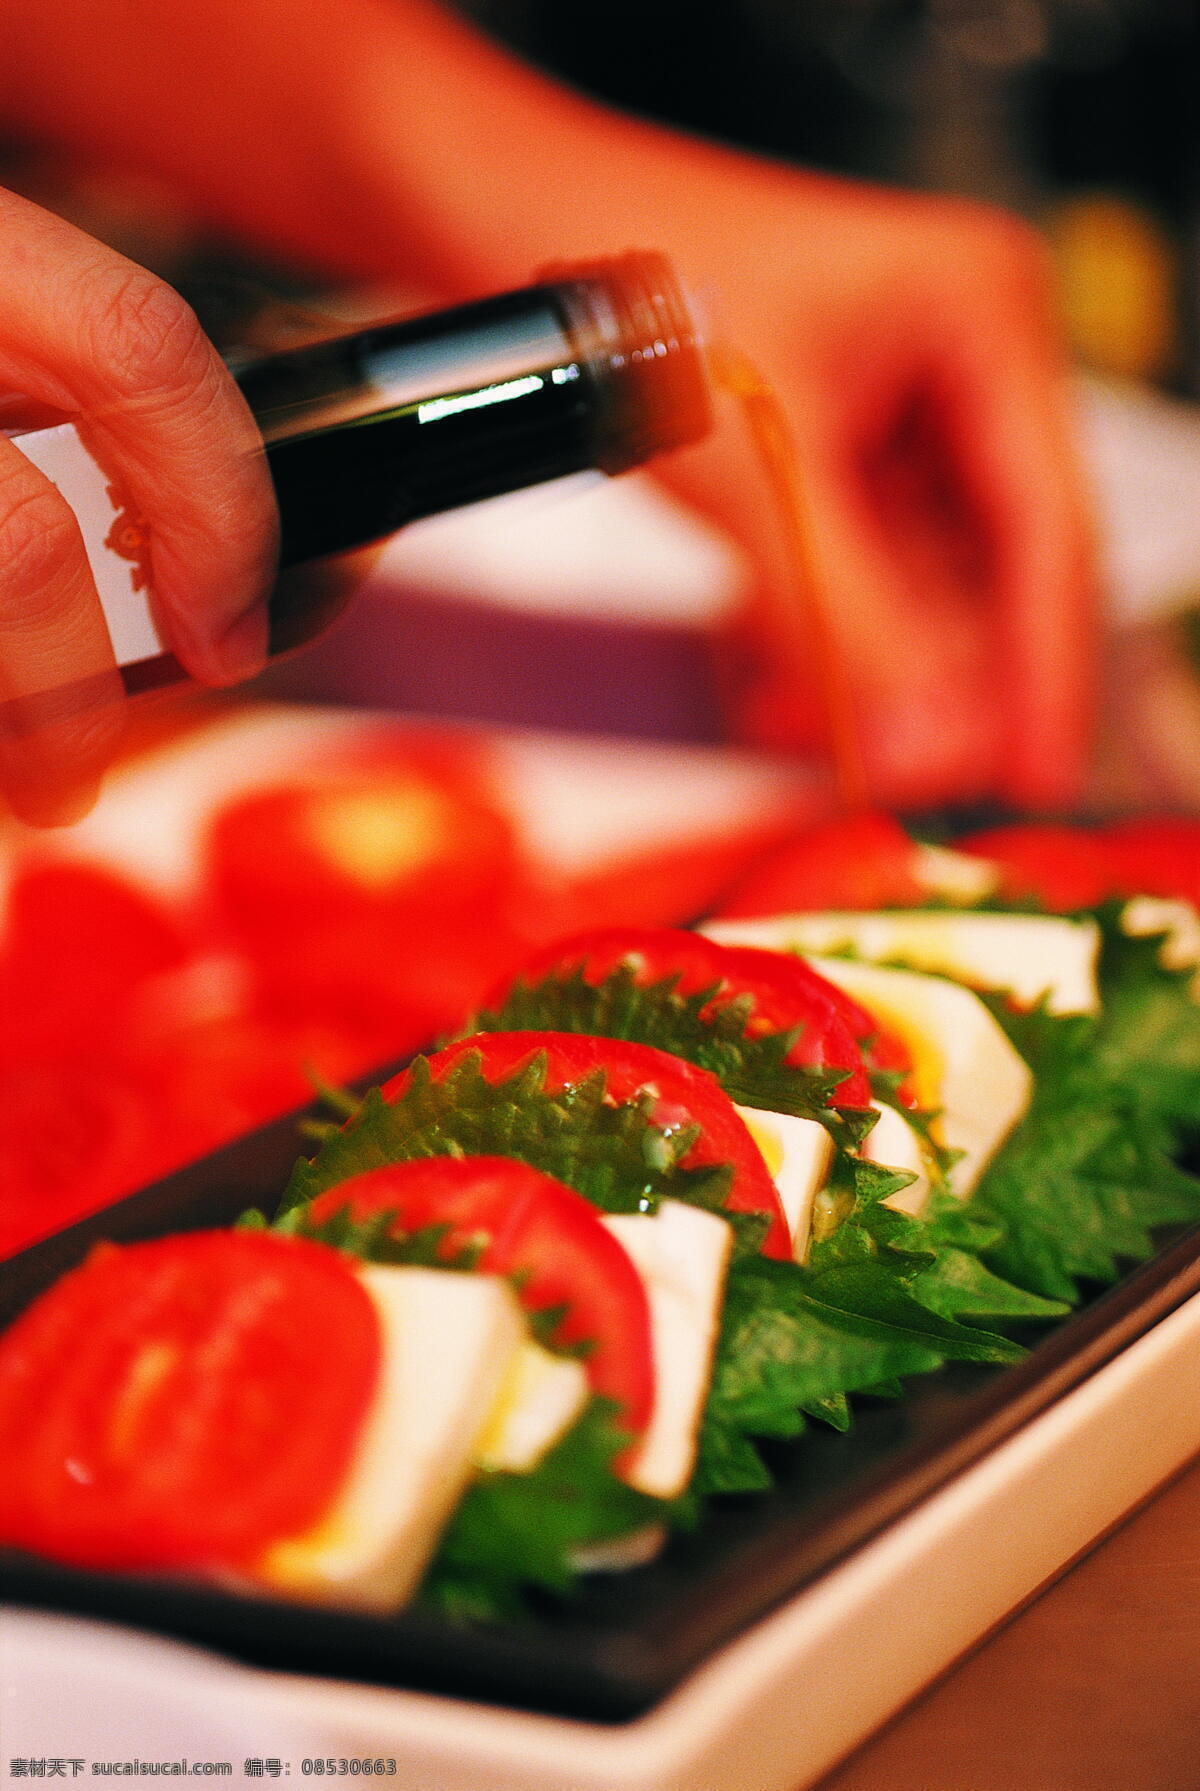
[383, 1031, 793, 1261]
[499, 925, 904, 1108]
[715, 813, 926, 917]
[0, 1061, 156, 1260]
[962, 817, 1200, 910]
[0, 862, 188, 1067]
[0, 1232, 380, 1573]
[1101, 818, 1200, 908]
[304, 1156, 656, 1436]
[956, 824, 1116, 911]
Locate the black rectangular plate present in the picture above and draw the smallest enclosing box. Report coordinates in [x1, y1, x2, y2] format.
[3, 1081, 1200, 1724]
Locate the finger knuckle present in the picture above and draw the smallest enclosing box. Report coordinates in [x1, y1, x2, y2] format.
[86, 266, 211, 406]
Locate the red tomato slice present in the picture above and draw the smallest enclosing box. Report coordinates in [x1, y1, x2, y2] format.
[385, 1031, 792, 1260]
[1101, 818, 1200, 908]
[205, 772, 523, 941]
[0, 863, 188, 1066]
[955, 824, 1116, 911]
[715, 813, 926, 917]
[303, 1156, 655, 1436]
[0, 1061, 157, 1260]
[500, 926, 891, 1108]
[715, 943, 914, 1101]
[204, 767, 542, 1059]
[0, 1232, 380, 1572]
[547, 822, 801, 934]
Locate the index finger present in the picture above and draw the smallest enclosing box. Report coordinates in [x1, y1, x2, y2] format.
[0, 186, 277, 686]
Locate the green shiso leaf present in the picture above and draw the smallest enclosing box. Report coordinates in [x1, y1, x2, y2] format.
[272, 903, 1200, 1602]
[468, 962, 849, 1125]
[280, 1047, 732, 1224]
[693, 1242, 1025, 1495]
[810, 908, 1200, 1307]
[419, 1401, 673, 1622]
[908, 1243, 1070, 1324]
[1089, 903, 1200, 1143]
[959, 918, 1200, 1303]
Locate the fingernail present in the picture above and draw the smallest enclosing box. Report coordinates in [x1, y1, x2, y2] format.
[209, 604, 269, 686]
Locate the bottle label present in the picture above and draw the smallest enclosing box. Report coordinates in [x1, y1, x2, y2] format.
[10, 421, 169, 680]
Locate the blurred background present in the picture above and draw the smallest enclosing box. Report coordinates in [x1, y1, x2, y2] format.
[4, 0, 1200, 802]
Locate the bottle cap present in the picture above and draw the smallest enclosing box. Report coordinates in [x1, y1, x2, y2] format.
[542, 251, 713, 473]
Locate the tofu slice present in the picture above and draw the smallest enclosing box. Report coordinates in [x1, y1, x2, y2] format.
[601, 1201, 732, 1500]
[911, 842, 1000, 904]
[571, 1524, 669, 1573]
[862, 1102, 932, 1218]
[736, 1099, 932, 1263]
[1122, 896, 1200, 988]
[474, 1339, 589, 1474]
[706, 910, 1101, 1017]
[255, 1265, 524, 1610]
[796, 955, 1031, 1198]
[735, 1104, 833, 1262]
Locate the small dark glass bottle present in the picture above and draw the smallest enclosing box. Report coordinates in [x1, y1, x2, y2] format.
[10, 251, 713, 684]
[240, 249, 712, 656]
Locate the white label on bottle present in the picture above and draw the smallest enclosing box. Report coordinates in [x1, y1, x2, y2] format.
[9, 421, 166, 668]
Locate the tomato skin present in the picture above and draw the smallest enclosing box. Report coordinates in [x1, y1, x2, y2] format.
[0, 1232, 380, 1573]
[715, 813, 926, 917]
[708, 944, 904, 1103]
[0, 1060, 156, 1260]
[304, 1156, 656, 1436]
[546, 823, 801, 934]
[0, 862, 188, 1067]
[1100, 818, 1200, 908]
[383, 1031, 793, 1260]
[499, 926, 888, 1109]
[203, 769, 540, 1060]
[955, 824, 1116, 911]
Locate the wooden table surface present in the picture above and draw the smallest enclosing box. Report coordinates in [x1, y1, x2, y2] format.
[810, 1450, 1200, 1791]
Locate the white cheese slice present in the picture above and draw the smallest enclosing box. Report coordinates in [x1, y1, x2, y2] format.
[602, 1200, 732, 1500]
[912, 842, 1000, 904]
[1121, 895, 1200, 989]
[255, 1265, 524, 1610]
[735, 1104, 833, 1263]
[794, 955, 1031, 1198]
[736, 1098, 933, 1262]
[570, 1524, 669, 1573]
[705, 910, 1101, 1016]
[474, 1338, 589, 1474]
[863, 1102, 932, 1218]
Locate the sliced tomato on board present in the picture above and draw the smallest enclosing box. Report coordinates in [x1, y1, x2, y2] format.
[0, 1231, 380, 1572]
[715, 942, 915, 1100]
[383, 1031, 793, 1261]
[203, 768, 543, 1058]
[715, 813, 927, 917]
[0, 862, 189, 1065]
[303, 1156, 655, 1436]
[1100, 818, 1200, 908]
[497, 925, 907, 1108]
[0, 1060, 159, 1260]
[204, 768, 526, 942]
[955, 824, 1116, 911]
[547, 822, 804, 935]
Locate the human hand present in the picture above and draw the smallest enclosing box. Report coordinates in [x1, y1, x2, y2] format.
[1, 0, 1094, 812]
[382, 65, 1095, 813]
[0, 186, 275, 825]
[661, 183, 1097, 813]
